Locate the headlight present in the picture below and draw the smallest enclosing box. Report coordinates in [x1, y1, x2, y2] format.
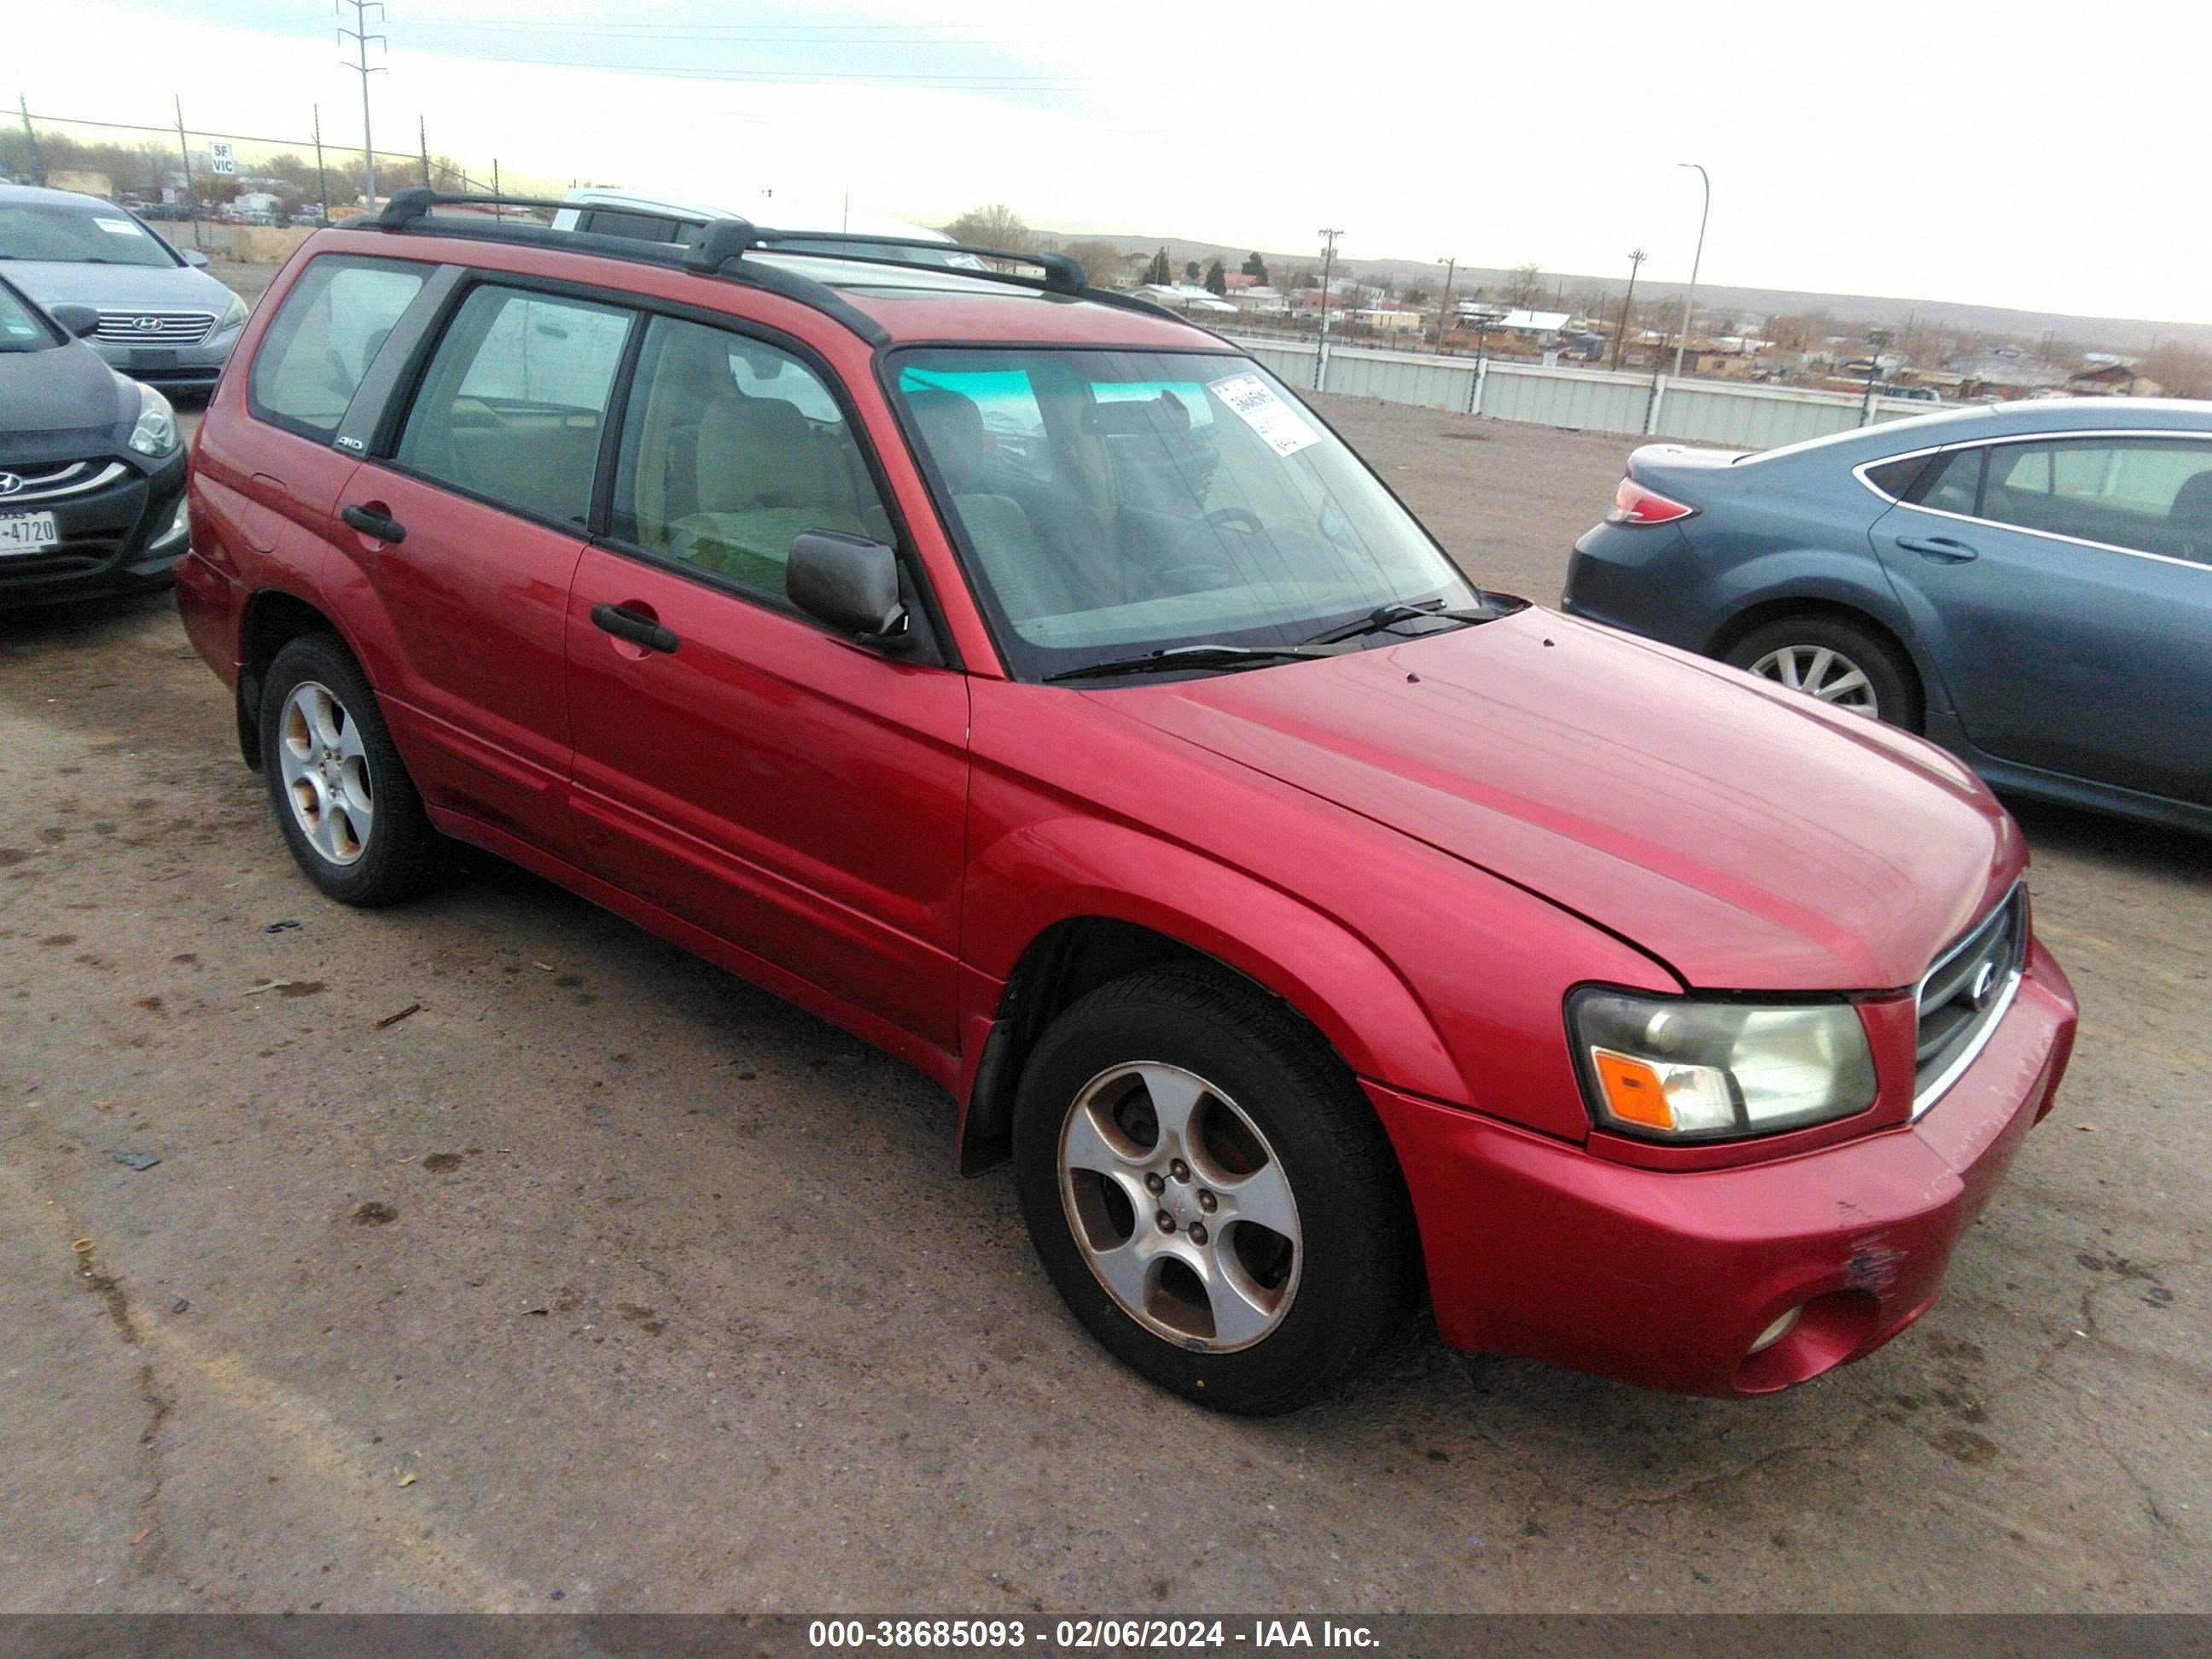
[128, 381, 178, 458]
[1568, 988, 1877, 1142]
[218, 293, 249, 333]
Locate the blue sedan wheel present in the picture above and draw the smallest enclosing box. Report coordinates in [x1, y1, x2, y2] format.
[1726, 617, 1920, 731]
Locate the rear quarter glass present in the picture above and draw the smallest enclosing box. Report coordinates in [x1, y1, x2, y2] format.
[247, 256, 430, 440]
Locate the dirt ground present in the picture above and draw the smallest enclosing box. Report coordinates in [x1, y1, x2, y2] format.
[0, 393, 2205, 1615]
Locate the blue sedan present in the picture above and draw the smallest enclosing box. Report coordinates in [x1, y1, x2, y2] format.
[1563, 398, 2212, 833]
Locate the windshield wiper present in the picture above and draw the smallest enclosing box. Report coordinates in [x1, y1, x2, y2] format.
[1300, 600, 1494, 647]
[1043, 643, 1328, 684]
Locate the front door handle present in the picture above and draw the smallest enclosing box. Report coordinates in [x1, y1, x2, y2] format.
[591, 602, 678, 654]
[1895, 534, 1977, 563]
[341, 504, 406, 544]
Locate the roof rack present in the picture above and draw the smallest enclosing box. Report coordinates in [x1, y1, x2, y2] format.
[366, 188, 1209, 346]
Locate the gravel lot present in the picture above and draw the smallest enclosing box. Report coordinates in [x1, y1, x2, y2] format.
[1, 387, 2205, 1614]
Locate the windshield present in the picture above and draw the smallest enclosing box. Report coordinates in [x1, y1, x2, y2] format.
[893, 348, 1479, 680]
[0, 282, 61, 352]
[0, 203, 179, 267]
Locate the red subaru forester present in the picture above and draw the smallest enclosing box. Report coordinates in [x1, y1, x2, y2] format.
[177, 192, 2077, 1412]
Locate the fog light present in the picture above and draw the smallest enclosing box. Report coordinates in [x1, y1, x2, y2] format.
[152, 496, 189, 548]
[1749, 1306, 1802, 1355]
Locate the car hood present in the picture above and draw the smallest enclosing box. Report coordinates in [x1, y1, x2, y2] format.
[0, 338, 131, 446]
[3, 259, 236, 314]
[1103, 608, 2022, 991]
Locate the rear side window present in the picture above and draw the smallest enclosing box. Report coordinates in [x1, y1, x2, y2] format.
[576, 209, 703, 249]
[1863, 454, 1930, 499]
[1981, 438, 2212, 560]
[393, 284, 634, 527]
[1909, 447, 1985, 515]
[249, 256, 428, 439]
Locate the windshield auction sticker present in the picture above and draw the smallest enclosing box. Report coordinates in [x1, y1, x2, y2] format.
[1209, 373, 1321, 457]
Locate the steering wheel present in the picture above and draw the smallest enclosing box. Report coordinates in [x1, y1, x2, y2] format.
[1157, 507, 1266, 594]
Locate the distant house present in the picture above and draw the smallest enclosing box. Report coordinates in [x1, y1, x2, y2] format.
[1131, 283, 1239, 316]
[2066, 362, 2165, 398]
[1353, 308, 1423, 333]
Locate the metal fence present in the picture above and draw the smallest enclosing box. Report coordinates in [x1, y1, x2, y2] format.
[1232, 336, 1937, 450]
[3, 106, 559, 236]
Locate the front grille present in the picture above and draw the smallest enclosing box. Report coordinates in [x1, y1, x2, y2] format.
[1912, 885, 2027, 1115]
[94, 309, 215, 346]
[0, 459, 130, 504]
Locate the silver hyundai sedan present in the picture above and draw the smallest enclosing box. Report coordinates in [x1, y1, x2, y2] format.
[0, 183, 249, 397]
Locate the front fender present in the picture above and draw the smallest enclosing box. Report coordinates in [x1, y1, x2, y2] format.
[963, 811, 1462, 1104]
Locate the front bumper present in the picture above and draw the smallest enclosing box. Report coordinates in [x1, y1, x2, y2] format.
[1366, 937, 2077, 1395]
[0, 450, 190, 608]
[90, 327, 240, 394]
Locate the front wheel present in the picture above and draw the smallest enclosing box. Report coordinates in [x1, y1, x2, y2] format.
[1012, 967, 1417, 1414]
[1724, 614, 1921, 731]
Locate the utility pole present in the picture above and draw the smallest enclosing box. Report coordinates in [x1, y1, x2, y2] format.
[312, 104, 330, 224]
[335, 0, 387, 207]
[17, 94, 44, 188]
[1668, 162, 1709, 383]
[173, 96, 201, 250]
[1611, 248, 1645, 373]
[1437, 257, 1457, 349]
[1316, 227, 1342, 392]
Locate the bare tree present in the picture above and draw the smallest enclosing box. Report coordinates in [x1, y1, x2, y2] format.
[942, 204, 1033, 252]
[1059, 238, 1125, 287]
[1506, 263, 1545, 309]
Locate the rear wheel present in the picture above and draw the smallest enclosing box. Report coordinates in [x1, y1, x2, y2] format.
[1724, 614, 1921, 730]
[1012, 967, 1416, 1414]
[259, 633, 447, 905]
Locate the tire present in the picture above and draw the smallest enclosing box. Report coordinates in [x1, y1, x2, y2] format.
[259, 632, 447, 905]
[1011, 966, 1417, 1415]
[1723, 614, 1922, 731]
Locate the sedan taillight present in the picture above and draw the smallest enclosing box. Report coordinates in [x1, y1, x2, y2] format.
[1605, 477, 1697, 526]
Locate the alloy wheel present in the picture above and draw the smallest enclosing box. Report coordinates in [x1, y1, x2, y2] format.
[1747, 644, 1881, 718]
[276, 679, 375, 866]
[1057, 1061, 1301, 1352]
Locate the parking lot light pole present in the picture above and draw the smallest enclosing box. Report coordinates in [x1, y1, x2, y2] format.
[1669, 162, 1710, 383]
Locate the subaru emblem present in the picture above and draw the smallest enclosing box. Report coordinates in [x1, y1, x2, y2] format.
[1968, 961, 1997, 1010]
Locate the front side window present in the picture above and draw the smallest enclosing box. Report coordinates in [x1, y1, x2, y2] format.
[1980, 438, 2212, 561]
[248, 256, 428, 438]
[394, 284, 633, 525]
[608, 315, 891, 597]
[0, 202, 177, 267]
[891, 348, 1480, 679]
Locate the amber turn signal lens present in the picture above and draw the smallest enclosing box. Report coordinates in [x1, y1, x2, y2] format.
[1592, 1049, 1674, 1130]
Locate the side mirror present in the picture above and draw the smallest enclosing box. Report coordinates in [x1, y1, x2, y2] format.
[49, 303, 101, 340]
[787, 531, 909, 643]
[182, 249, 210, 268]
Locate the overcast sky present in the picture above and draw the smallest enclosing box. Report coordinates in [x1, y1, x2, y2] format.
[19, 0, 2211, 324]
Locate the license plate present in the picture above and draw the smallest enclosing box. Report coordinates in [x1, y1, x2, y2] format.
[128, 347, 178, 370]
[0, 512, 61, 555]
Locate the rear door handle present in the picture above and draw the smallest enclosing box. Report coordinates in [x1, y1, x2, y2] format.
[341, 504, 406, 544]
[1895, 534, 1977, 563]
[591, 602, 678, 654]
